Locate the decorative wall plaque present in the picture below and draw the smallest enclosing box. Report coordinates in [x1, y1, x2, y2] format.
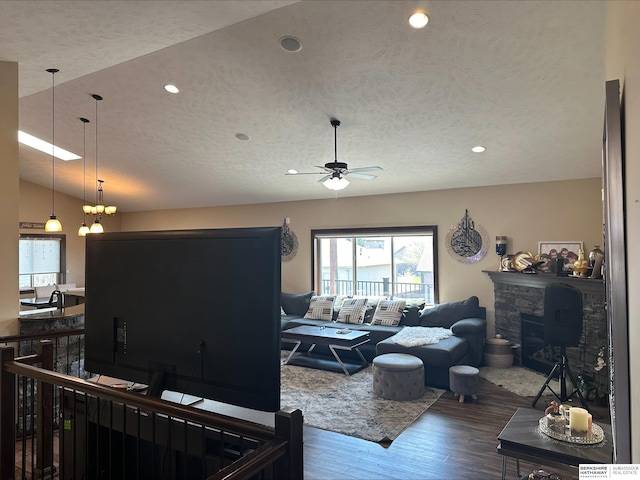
[445, 209, 489, 263]
[281, 218, 298, 262]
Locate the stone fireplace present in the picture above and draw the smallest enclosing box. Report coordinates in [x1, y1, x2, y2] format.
[485, 271, 608, 390]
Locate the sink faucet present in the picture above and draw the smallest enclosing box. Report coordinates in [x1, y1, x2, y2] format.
[48, 289, 64, 310]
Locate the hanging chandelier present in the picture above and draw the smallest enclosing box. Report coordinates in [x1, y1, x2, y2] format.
[44, 68, 62, 232]
[82, 93, 116, 233]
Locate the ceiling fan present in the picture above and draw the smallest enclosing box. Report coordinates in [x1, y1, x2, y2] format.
[287, 119, 383, 190]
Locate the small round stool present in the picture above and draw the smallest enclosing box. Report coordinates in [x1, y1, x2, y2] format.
[449, 365, 480, 403]
[372, 353, 424, 401]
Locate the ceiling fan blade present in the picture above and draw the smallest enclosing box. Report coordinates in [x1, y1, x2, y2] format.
[285, 171, 325, 176]
[347, 172, 377, 180]
[317, 175, 331, 183]
[348, 166, 383, 173]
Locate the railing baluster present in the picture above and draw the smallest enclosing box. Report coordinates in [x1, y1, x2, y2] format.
[2, 338, 303, 479]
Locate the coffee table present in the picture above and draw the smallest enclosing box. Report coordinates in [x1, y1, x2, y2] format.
[497, 407, 612, 480]
[281, 325, 370, 375]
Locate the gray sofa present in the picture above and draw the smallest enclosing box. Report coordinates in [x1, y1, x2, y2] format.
[376, 296, 486, 389]
[280, 292, 486, 389]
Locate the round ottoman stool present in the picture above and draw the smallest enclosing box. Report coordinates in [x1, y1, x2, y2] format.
[372, 353, 424, 401]
[449, 365, 480, 403]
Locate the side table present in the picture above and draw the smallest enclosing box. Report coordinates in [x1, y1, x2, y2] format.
[497, 407, 612, 480]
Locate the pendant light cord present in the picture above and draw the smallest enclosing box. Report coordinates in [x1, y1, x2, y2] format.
[50, 69, 56, 216]
[92, 94, 103, 206]
[334, 123, 338, 162]
[95, 95, 99, 205]
[81, 117, 89, 220]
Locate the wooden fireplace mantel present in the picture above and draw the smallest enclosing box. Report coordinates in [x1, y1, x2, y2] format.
[484, 271, 604, 296]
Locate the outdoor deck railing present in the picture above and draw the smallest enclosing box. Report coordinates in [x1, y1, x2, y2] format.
[321, 279, 434, 302]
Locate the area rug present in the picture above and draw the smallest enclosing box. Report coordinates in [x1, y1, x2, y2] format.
[280, 362, 444, 443]
[479, 366, 572, 397]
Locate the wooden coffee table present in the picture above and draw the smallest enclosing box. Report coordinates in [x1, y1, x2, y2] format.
[281, 325, 370, 375]
[497, 407, 613, 480]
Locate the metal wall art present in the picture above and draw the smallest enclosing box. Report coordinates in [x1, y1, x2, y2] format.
[281, 217, 298, 262]
[445, 209, 489, 264]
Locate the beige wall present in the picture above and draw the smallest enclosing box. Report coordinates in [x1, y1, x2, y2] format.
[606, 0, 640, 462]
[0, 62, 19, 336]
[121, 177, 603, 337]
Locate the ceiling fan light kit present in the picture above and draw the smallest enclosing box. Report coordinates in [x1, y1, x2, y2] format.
[289, 118, 383, 192]
[323, 174, 350, 191]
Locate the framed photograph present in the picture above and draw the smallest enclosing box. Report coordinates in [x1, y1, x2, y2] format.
[538, 241, 583, 274]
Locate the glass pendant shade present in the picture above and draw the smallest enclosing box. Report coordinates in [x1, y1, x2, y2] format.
[90, 220, 104, 234]
[83, 204, 92, 214]
[78, 223, 90, 236]
[323, 175, 350, 191]
[45, 216, 62, 232]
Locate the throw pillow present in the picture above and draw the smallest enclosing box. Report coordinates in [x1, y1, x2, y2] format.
[419, 296, 480, 328]
[371, 299, 407, 326]
[303, 295, 336, 321]
[281, 291, 315, 316]
[391, 298, 426, 326]
[337, 298, 368, 324]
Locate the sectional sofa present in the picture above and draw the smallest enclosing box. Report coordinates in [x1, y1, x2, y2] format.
[280, 292, 487, 389]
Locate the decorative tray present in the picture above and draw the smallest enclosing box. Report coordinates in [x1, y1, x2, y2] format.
[538, 415, 604, 445]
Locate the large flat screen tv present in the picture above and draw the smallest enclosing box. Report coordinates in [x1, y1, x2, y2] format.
[84, 227, 281, 412]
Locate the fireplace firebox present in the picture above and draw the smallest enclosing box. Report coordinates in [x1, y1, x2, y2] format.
[520, 313, 557, 375]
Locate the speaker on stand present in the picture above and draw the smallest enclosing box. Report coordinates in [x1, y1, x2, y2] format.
[531, 283, 589, 411]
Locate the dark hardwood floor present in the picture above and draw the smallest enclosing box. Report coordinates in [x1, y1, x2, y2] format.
[302, 378, 610, 480]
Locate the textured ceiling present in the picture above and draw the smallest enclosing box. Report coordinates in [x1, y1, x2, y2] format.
[1, 0, 606, 212]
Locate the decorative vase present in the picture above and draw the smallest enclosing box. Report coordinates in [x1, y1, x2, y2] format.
[572, 249, 589, 277]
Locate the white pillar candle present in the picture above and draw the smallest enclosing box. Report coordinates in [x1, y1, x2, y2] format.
[569, 407, 589, 433]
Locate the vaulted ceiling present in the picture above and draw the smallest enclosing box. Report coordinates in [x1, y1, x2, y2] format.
[1, 0, 606, 212]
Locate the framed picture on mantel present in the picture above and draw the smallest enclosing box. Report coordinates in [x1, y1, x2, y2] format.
[538, 241, 583, 274]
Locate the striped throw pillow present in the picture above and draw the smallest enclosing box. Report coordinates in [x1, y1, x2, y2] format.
[303, 295, 336, 321]
[371, 299, 407, 326]
[337, 298, 368, 324]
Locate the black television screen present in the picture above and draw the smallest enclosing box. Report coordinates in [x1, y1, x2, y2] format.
[84, 227, 281, 412]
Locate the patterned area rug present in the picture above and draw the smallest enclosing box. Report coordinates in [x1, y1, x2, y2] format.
[280, 361, 444, 443]
[479, 366, 565, 397]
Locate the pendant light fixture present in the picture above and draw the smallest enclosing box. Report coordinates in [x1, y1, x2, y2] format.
[322, 120, 350, 191]
[88, 93, 113, 234]
[89, 94, 105, 234]
[78, 117, 90, 236]
[44, 68, 62, 232]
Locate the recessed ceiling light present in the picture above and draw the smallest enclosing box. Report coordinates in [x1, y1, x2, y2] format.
[280, 36, 302, 52]
[472, 145, 486, 153]
[409, 12, 429, 29]
[18, 130, 81, 161]
[235, 133, 250, 141]
[164, 84, 179, 94]
[287, 169, 298, 175]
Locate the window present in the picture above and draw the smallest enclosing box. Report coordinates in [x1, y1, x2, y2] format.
[19, 234, 66, 290]
[312, 227, 438, 304]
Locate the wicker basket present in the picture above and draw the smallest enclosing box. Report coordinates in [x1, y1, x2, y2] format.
[484, 352, 514, 368]
[484, 337, 514, 368]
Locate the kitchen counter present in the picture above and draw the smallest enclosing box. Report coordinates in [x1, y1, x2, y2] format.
[19, 304, 85, 335]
